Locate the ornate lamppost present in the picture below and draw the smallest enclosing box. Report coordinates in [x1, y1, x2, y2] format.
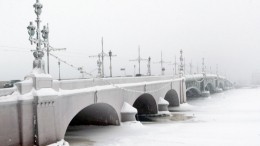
[147, 56, 151, 76]
[27, 0, 49, 73]
[202, 58, 205, 74]
[179, 49, 184, 77]
[108, 50, 117, 77]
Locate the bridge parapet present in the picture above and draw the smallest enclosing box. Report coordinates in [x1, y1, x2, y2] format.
[58, 75, 175, 90]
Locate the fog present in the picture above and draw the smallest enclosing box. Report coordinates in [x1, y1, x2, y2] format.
[0, 0, 260, 84]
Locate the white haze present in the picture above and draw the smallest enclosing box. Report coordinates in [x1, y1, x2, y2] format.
[0, 0, 260, 84]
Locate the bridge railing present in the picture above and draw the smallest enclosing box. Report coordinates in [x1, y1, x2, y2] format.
[58, 75, 176, 90]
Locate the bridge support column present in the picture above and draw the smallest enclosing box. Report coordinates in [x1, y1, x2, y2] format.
[215, 87, 223, 93]
[28, 74, 59, 146]
[121, 102, 137, 122]
[158, 97, 169, 112]
[201, 91, 210, 97]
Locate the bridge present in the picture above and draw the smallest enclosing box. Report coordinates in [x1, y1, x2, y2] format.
[0, 72, 232, 146]
[0, 0, 234, 145]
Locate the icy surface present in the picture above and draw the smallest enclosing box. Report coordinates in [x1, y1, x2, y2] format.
[65, 87, 260, 146]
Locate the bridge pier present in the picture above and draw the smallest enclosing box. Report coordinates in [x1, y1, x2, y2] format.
[158, 97, 169, 112]
[215, 87, 223, 93]
[121, 102, 137, 122]
[201, 91, 210, 97]
[25, 74, 59, 146]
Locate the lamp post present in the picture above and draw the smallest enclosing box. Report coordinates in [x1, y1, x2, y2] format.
[179, 49, 184, 77]
[134, 65, 136, 76]
[58, 60, 61, 80]
[108, 50, 117, 77]
[41, 25, 49, 73]
[109, 50, 112, 77]
[147, 57, 151, 76]
[27, 0, 49, 73]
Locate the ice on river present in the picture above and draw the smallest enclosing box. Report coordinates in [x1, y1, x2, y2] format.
[65, 87, 260, 146]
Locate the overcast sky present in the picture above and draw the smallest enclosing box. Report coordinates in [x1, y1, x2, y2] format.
[0, 0, 259, 84]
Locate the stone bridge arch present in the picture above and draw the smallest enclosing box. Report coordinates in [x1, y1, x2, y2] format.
[164, 89, 179, 107]
[219, 82, 224, 90]
[186, 87, 201, 97]
[205, 82, 215, 93]
[55, 91, 122, 140]
[63, 102, 120, 137]
[133, 93, 158, 115]
[68, 103, 120, 126]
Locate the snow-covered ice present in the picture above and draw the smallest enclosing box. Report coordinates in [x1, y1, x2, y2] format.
[47, 139, 69, 146]
[121, 102, 137, 113]
[65, 87, 260, 146]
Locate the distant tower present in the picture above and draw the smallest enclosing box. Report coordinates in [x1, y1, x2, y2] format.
[174, 55, 177, 75]
[147, 57, 151, 76]
[130, 46, 148, 76]
[197, 63, 199, 74]
[184, 58, 186, 75]
[97, 54, 102, 77]
[179, 49, 184, 77]
[189, 60, 193, 74]
[161, 51, 165, 75]
[154, 51, 170, 76]
[108, 50, 117, 77]
[202, 58, 205, 74]
[101, 37, 105, 77]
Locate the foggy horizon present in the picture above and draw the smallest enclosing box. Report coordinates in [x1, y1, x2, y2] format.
[0, 0, 259, 84]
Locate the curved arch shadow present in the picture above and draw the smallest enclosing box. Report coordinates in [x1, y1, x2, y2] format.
[165, 89, 179, 107]
[186, 87, 200, 98]
[69, 103, 120, 126]
[219, 83, 224, 90]
[133, 93, 158, 115]
[205, 83, 214, 94]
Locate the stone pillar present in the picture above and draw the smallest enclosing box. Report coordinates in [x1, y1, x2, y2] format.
[29, 74, 59, 146]
[201, 91, 210, 97]
[158, 97, 169, 112]
[121, 102, 137, 122]
[201, 74, 210, 97]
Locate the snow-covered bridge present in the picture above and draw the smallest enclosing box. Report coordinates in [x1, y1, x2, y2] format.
[185, 74, 232, 97]
[0, 73, 231, 146]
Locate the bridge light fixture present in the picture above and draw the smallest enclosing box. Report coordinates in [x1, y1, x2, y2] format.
[33, 0, 43, 16]
[27, 22, 36, 39]
[27, 0, 51, 73]
[41, 25, 49, 40]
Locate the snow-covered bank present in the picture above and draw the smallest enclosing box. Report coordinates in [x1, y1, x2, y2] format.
[65, 88, 260, 146]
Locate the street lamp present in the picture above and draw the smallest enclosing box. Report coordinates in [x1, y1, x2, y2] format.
[109, 50, 112, 77]
[108, 50, 117, 77]
[179, 49, 184, 77]
[27, 0, 49, 73]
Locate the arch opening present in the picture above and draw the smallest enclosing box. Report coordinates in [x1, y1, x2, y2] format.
[69, 103, 120, 126]
[165, 89, 179, 107]
[133, 93, 157, 115]
[205, 83, 214, 94]
[64, 103, 120, 143]
[219, 83, 224, 90]
[186, 88, 200, 98]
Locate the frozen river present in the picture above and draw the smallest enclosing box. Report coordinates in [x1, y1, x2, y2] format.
[65, 87, 260, 146]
